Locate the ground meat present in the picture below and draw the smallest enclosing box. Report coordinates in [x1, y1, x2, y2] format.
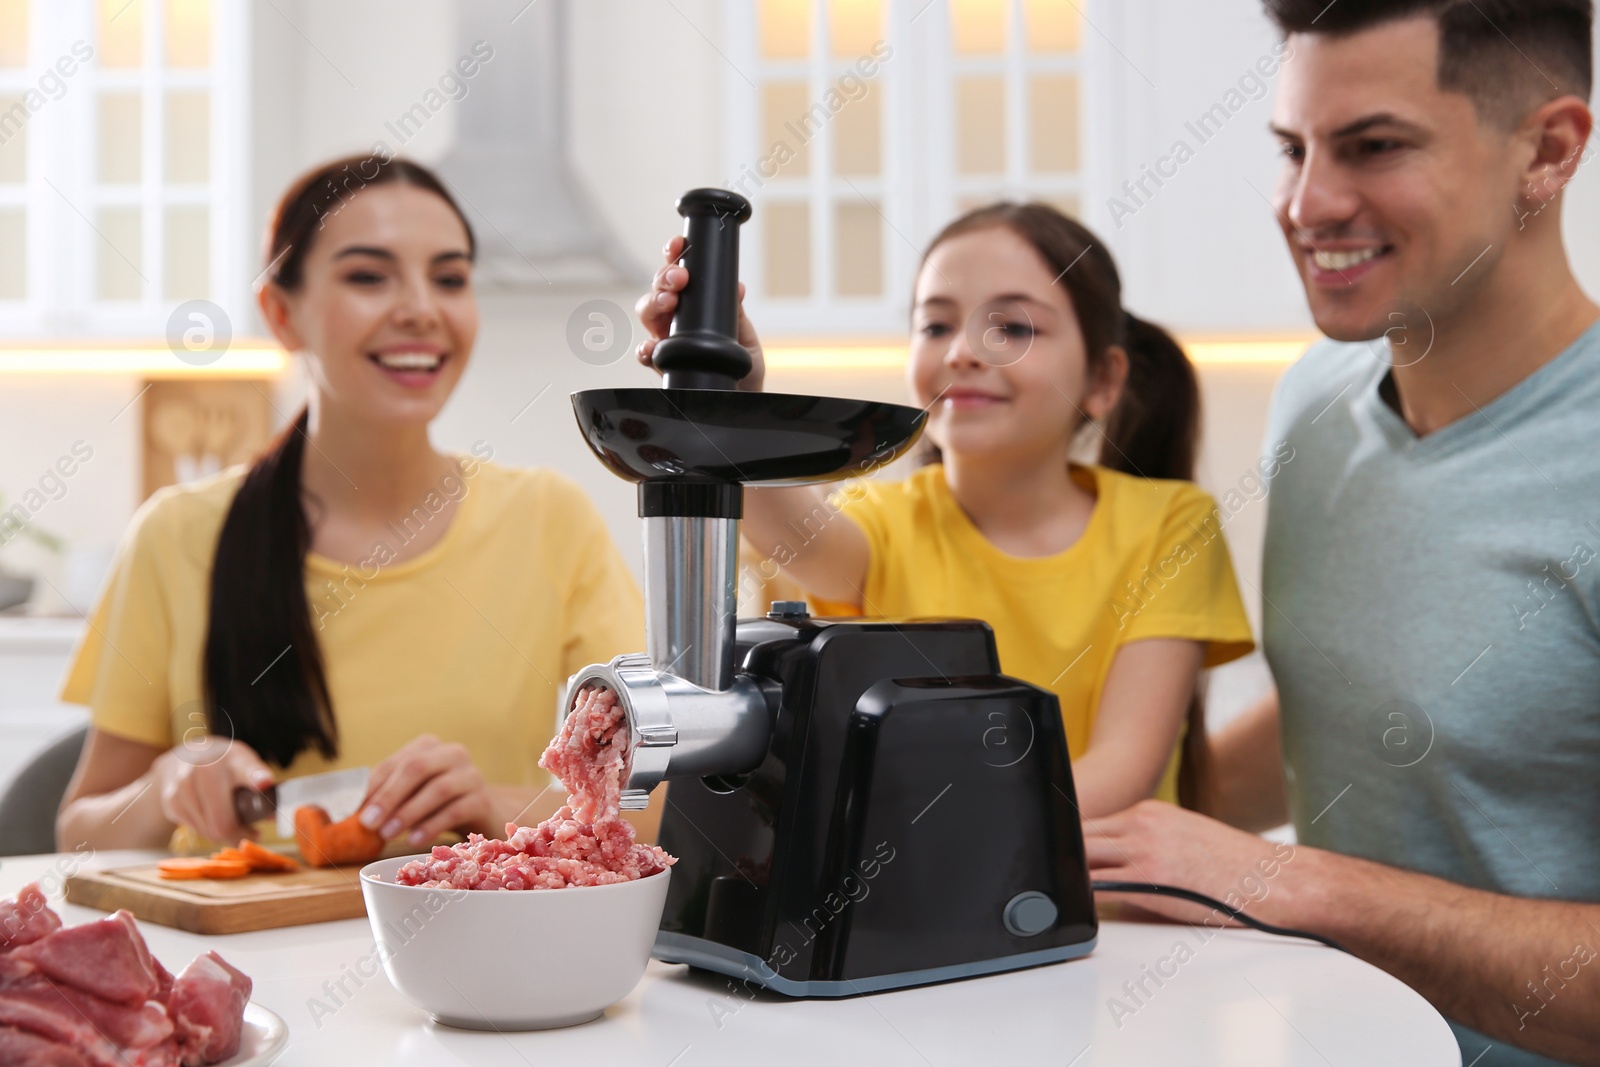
[537, 682, 628, 825]
[396, 685, 675, 891]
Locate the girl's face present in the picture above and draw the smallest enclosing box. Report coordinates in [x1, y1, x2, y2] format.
[260, 183, 477, 428]
[909, 225, 1124, 465]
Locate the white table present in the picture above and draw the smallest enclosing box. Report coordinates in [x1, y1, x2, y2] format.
[1, 850, 1461, 1066]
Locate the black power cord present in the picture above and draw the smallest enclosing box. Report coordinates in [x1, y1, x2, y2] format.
[1092, 880, 1348, 953]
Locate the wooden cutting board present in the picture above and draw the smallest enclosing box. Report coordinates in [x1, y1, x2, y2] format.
[65, 862, 369, 935]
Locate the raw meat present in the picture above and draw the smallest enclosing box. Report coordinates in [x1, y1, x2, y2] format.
[168, 952, 251, 1066]
[0, 952, 36, 984]
[0, 978, 174, 1049]
[538, 682, 628, 825]
[0, 987, 127, 1065]
[392, 816, 672, 891]
[396, 684, 675, 890]
[12, 910, 159, 1004]
[153, 955, 176, 1003]
[0, 884, 62, 952]
[0, 1025, 92, 1067]
[0, 884, 249, 1066]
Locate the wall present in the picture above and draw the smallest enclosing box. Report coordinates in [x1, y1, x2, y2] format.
[568, 0, 729, 271]
[0, 379, 140, 614]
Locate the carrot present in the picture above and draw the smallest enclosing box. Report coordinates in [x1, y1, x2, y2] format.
[196, 859, 251, 879]
[239, 839, 299, 872]
[157, 858, 211, 880]
[294, 805, 384, 868]
[293, 806, 332, 867]
[159, 842, 297, 881]
[321, 813, 385, 865]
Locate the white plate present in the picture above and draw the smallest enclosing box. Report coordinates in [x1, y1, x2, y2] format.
[216, 1003, 289, 1067]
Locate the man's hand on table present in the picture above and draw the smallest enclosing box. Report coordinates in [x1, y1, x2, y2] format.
[1084, 800, 1305, 927]
[1085, 799, 1600, 1066]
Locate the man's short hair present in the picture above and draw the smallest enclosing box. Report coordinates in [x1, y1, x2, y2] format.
[1263, 0, 1594, 126]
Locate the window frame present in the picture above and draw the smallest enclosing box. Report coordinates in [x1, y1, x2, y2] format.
[0, 0, 250, 338]
[726, 0, 1091, 337]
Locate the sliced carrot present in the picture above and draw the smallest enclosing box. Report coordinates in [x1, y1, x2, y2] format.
[157, 858, 211, 880]
[239, 839, 299, 872]
[196, 858, 251, 879]
[213, 848, 249, 865]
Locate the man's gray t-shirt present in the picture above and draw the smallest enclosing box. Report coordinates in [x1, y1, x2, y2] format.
[1262, 322, 1600, 1066]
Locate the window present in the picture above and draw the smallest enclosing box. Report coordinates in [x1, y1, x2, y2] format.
[948, 0, 1081, 213]
[0, 0, 248, 337]
[725, 0, 1085, 336]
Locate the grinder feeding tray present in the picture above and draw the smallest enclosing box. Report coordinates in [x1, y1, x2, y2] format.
[564, 188, 1096, 995]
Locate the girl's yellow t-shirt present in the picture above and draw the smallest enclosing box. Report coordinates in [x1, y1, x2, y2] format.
[60, 457, 644, 800]
[811, 463, 1255, 803]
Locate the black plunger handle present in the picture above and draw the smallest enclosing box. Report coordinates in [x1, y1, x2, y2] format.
[653, 188, 754, 391]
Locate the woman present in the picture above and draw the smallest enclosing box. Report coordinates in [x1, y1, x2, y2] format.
[57, 155, 644, 851]
[639, 203, 1254, 817]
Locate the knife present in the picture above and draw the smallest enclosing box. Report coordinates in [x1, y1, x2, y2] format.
[232, 767, 371, 839]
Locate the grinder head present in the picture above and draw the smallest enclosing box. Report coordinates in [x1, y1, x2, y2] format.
[565, 654, 770, 810]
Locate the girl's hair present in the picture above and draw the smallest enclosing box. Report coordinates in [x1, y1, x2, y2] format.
[917, 202, 1212, 807]
[203, 154, 474, 768]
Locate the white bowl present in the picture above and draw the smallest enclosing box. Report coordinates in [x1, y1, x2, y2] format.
[358, 856, 670, 1030]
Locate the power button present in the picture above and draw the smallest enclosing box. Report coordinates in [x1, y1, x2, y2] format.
[1003, 892, 1058, 937]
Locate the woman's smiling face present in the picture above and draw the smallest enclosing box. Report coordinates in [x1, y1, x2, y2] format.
[261, 182, 477, 427]
[909, 225, 1123, 464]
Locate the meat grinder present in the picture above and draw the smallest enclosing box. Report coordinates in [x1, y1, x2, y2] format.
[564, 188, 1097, 995]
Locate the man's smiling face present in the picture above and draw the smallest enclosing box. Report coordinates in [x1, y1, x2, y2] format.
[1270, 16, 1528, 342]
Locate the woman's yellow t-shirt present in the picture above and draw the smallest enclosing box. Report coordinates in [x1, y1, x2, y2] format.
[60, 457, 644, 804]
[811, 463, 1254, 803]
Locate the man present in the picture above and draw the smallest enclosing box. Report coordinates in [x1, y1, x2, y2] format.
[1084, 2, 1600, 1063]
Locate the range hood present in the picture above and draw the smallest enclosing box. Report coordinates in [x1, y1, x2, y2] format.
[437, 0, 643, 288]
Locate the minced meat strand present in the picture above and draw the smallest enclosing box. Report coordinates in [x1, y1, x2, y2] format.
[395, 685, 674, 890]
[538, 680, 627, 825]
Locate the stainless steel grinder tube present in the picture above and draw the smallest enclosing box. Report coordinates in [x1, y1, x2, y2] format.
[643, 514, 740, 692]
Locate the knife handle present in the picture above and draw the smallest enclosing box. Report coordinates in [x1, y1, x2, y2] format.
[232, 785, 277, 826]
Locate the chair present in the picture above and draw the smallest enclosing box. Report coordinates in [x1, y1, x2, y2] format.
[0, 725, 87, 856]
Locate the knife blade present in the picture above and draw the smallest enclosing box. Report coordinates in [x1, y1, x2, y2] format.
[231, 767, 371, 839]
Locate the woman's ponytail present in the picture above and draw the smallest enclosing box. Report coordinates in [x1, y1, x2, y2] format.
[203, 409, 336, 768]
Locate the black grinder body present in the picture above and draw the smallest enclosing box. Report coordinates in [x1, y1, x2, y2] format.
[653, 613, 1099, 995]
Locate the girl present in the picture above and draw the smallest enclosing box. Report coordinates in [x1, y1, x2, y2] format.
[638, 203, 1253, 818]
[58, 156, 646, 851]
